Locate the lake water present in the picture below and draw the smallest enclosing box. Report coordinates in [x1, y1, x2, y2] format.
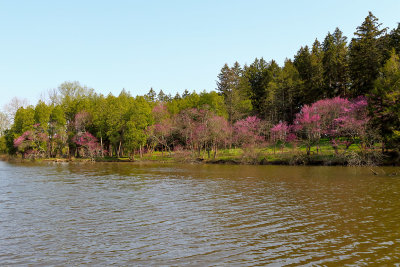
[1, 161, 400, 265]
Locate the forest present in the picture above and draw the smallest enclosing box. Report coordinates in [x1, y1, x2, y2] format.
[0, 12, 399, 165]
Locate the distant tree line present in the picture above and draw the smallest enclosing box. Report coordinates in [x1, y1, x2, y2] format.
[0, 12, 399, 159]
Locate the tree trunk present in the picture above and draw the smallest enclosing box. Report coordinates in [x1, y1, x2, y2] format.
[100, 136, 103, 157]
[118, 141, 122, 158]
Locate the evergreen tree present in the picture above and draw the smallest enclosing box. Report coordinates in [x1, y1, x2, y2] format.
[182, 89, 190, 98]
[263, 60, 282, 122]
[157, 90, 167, 102]
[310, 39, 325, 97]
[217, 62, 252, 122]
[294, 41, 324, 105]
[349, 12, 387, 97]
[243, 58, 272, 118]
[322, 28, 349, 97]
[269, 59, 302, 123]
[369, 50, 400, 150]
[145, 88, 157, 102]
[389, 23, 400, 55]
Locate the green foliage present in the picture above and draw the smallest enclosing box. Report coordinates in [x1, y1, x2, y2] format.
[243, 58, 274, 118]
[369, 50, 400, 150]
[349, 12, 387, 97]
[0, 135, 6, 153]
[34, 101, 52, 130]
[50, 105, 66, 126]
[390, 23, 400, 55]
[4, 12, 400, 161]
[56, 81, 94, 122]
[216, 62, 252, 122]
[322, 28, 349, 97]
[267, 59, 302, 123]
[294, 40, 324, 105]
[145, 88, 157, 102]
[124, 96, 152, 154]
[13, 106, 35, 134]
[4, 129, 17, 155]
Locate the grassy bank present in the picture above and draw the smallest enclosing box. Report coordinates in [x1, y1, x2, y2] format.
[103, 142, 399, 166]
[2, 142, 399, 166]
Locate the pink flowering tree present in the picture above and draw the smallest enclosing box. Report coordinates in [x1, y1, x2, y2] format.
[14, 124, 48, 158]
[188, 109, 212, 156]
[293, 105, 321, 155]
[206, 115, 232, 159]
[173, 108, 231, 159]
[174, 108, 209, 155]
[148, 104, 173, 155]
[333, 96, 369, 152]
[74, 111, 91, 132]
[309, 97, 350, 154]
[233, 116, 265, 147]
[270, 121, 289, 153]
[147, 121, 173, 155]
[293, 96, 369, 155]
[72, 132, 103, 158]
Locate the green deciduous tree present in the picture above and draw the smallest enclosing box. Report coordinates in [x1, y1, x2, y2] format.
[369, 50, 400, 151]
[124, 96, 152, 159]
[13, 106, 35, 135]
[34, 101, 52, 130]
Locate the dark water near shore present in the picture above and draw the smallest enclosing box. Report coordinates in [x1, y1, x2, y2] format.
[1, 161, 400, 265]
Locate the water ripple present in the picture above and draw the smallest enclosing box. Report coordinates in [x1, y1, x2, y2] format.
[1, 162, 400, 265]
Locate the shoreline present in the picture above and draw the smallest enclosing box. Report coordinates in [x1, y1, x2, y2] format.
[2, 152, 399, 167]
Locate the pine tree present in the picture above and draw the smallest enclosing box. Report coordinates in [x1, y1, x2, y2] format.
[269, 59, 302, 123]
[322, 28, 349, 97]
[349, 12, 387, 97]
[294, 40, 324, 105]
[389, 23, 400, 55]
[369, 50, 400, 150]
[243, 58, 273, 118]
[217, 62, 252, 122]
[145, 88, 157, 102]
[157, 90, 167, 102]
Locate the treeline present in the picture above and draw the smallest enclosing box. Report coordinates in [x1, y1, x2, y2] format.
[0, 12, 399, 160]
[217, 12, 399, 123]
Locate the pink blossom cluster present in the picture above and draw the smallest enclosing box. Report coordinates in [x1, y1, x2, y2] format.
[72, 132, 103, 157]
[233, 116, 264, 145]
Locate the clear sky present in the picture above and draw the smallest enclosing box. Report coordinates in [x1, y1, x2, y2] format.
[0, 0, 399, 108]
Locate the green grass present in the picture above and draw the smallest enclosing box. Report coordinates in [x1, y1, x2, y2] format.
[13, 140, 387, 166]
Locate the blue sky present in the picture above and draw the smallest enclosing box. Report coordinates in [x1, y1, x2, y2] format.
[0, 0, 399, 108]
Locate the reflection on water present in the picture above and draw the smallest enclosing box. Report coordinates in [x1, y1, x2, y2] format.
[1, 161, 400, 265]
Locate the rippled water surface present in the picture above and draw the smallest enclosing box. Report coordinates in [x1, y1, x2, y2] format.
[1, 161, 400, 265]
